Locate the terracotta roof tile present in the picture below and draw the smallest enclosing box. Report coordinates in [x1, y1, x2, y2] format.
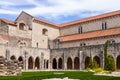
[60, 10, 120, 27]
[0, 18, 16, 26]
[34, 18, 59, 28]
[59, 28, 120, 42]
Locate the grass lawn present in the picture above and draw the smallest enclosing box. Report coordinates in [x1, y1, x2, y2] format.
[0, 71, 120, 80]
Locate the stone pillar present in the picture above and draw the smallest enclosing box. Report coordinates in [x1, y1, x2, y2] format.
[44, 60, 46, 69]
[41, 52, 44, 70]
[72, 59, 74, 70]
[24, 52, 28, 71]
[63, 53, 67, 70]
[26, 57, 28, 70]
[79, 51, 83, 70]
[50, 59, 52, 70]
[33, 60, 35, 70]
[64, 62, 67, 70]
[56, 60, 58, 69]
[101, 51, 104, 69]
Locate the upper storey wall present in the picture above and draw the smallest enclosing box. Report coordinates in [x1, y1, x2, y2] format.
[32, 21, 59, 48]
[60, 15, 120, 36]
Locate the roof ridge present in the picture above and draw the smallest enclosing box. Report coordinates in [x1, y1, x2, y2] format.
[60, 10, 120, 27]
[34, 18, 59, 28]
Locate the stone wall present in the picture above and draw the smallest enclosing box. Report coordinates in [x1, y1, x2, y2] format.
[58, 35, 120, 48]
[60, 15, 120, 36]
[51, 43, 120, 70]
[32, 21, 59, 48]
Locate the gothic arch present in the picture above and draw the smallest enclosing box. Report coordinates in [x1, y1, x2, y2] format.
[52, 58, 57, 69]
[35, 57, 40, 69]
[58, 58, 62, 69]
[74, 57, 80, 70]
[10, 55, 16, 61]
[117, 55, 120, 69]
[93, 56, 100, 67]
[67, 57, 72, 69]
[85, 56, 90, 69]
[28, 56, 34, 69]
[18, 56, 24, 69]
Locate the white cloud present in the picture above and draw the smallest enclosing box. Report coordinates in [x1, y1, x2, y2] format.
[0, 0, 120, 22]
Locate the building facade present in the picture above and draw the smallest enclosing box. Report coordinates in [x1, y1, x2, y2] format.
[0, 10, 120, 71]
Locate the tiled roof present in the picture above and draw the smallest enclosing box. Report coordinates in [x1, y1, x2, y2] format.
[59, 28, 120, 42]
[0, 18, 16, 26]
[34, 18, 59, 28]
[60, 10, 120, 27]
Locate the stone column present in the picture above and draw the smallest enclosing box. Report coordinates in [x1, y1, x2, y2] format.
[63, 53, 67, 70]
[79, 51, 83, 70]
[41, 53, 44, 70]
[50, 59, 52, 70]
[101, 51, 104, 69]
[24, 52, 28, 71]
[56, 60, 58, 69]
[72, 58, 74, 70]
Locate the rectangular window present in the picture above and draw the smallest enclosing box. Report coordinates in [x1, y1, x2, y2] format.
[102, 22, 107, 30]
[78, 27, 82, 33]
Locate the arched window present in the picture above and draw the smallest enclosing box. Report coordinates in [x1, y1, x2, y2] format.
[19, 23, 25, 30]
[42, 28, 48, 35]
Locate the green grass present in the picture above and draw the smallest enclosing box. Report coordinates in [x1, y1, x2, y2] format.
[0, 71, 120, 80]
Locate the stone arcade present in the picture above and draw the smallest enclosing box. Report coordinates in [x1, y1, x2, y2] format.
[0, 10, 120, 71]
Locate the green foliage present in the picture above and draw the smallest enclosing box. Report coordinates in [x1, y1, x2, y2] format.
[105, 55, 115, 71]
[0, 71, 120, 80]
[88, 52, 93, 69]
[104, 41, 115, 71]
[93, 59, 99, 69]
[94, 68, 103, 73]
[104, 40, 108, 70]
[88, 53, 99, 69]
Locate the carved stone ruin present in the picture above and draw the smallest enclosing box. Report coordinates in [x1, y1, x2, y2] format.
[0, 56, 22, 76]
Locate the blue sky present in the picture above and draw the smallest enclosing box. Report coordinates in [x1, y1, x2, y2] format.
[0, 0, 120, 24]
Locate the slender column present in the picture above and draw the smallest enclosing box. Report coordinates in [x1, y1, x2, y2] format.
[72, 59, 74, 70]
[79, 51, 83, 70]
[24, 52, 28, 71]
[41, 53, 44, 70]
[56, 60, 58, 69]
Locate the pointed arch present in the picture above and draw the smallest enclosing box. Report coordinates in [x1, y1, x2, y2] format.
[93, 56, 100, 67]
[18, 56, 24, 69]
[85, 56, 90, 69]
[67, 57, 72, 69]
[52, 58, 57, 69]
[58, 58, 62, 69]
[35, 57, 40, 69]
[28, 56, 34, 69]
[74, 57, 80, 70]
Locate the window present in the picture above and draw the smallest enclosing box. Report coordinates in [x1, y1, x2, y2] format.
[36, 42, 38, 47]
[80, 43, 86, 46]
[78, 27, 83, 34]
[42, 28, 48, 35]
[19, 23, 25, 30]
[102, 22, 107, 30]
[108, 39, 115, 44]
